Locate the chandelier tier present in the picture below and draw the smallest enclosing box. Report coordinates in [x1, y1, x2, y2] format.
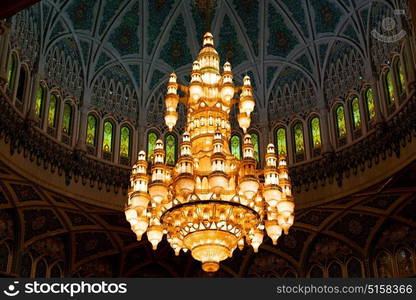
[126, 32, 294, 272]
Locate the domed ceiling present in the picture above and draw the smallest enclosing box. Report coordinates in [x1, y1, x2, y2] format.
[12, 0, 410, 123]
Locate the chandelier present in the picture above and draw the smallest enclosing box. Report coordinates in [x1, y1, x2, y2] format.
[125, 33, 294, 272]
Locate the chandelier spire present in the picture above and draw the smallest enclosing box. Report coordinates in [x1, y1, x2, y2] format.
[126, 33, 294, 272]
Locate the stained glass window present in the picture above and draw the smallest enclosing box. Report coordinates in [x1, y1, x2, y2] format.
[335, 105, 346, 138]
[119, 126, 131, 157]
[310, 117, 321, 149]
[385, 70, 395, 105]
[365, 88, 375, 121]
[48, 95, 58, 128]
[62, 103, 72, 135]
[35, 86, 45, 118]
[351, 97, 361, 130]
[165, 134, 176, 165]
[86, 115, 97, 146]
[147, 132, 157, 161]
[16, 67, 26, 101]
[7, 54, 16, 89]
[276, 128, 287, 155]
[251, 133, 260, 162]
[293, 122, 305, 154]
[230, 135, 241, 160]
[396, 60, 406, 95]
[102, 121, 113, 152]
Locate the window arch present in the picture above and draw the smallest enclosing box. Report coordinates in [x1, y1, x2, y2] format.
[335, 105, 347, 140]
[365, 87, 375, 121]
[147, 132, 158, 161]
[35, 85, 46, 119]
[62, 103, 73, 136]
[119, 125, 131, 158]
[309, 117, 321, 156]
[347, 258, 363, 278]
[309, 265, 324, 278]
[7, 53, 17, 90]
[165, 133, 177, 166]
[230, 134, 242, 160]
[86, 114, 98, 147]
[102, 120, 114, 159]
[50, 263, 63, 278]
[48, 94, 59, 129]
[250, 132, 260, 163]
[16, 66, 27, 104]
[350, 96, 361, 132]
[275, 127, 287, 156]
[384, 69, 395, 105]
[328, 261, 343, 278]
[35, 258, 47, 277]
[293, 122, 305, 162]
[396, 248, 414, 276]
[395, 59, 406, 96]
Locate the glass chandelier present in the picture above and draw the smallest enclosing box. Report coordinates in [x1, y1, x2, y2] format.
[125, 33, 294, 272]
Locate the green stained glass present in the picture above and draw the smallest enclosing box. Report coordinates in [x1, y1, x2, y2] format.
[7, 55, 16, 89]
[397, 60, 406, 94]
[366, 88, 375, 121]
[62, 104, 72, 135]
[251, 133, 259, 162]
[147, 132, 157, 161]
[310, 118, 321, 149]
[230, 135, 241, 160]
[385, 70, 395, 104]
[120, 126, 131, 157]
[351, 97, 361, 130]
[48, 95, 58, 127]
[86, 115, 97, 146]
[336, 106, 346, 138]
[102, 121, 113, 152]
[276, 128, 287, 155]
[35, 86, 44, 118]
[165, 134, 176, 165]
[293, 123, 305, 154]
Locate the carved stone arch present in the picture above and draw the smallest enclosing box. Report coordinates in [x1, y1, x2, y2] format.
[374, 249, 395, 277]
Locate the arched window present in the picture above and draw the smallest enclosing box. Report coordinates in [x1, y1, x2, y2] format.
[335, 105, 347, 139]
[365, 88, 375, 121]
[16, 67, 27, 103]
[62, 103, 73, 136]
[35, 86, 45, 119]
[351, 97, 361, 131]
[328, 262, 343, 278]
[48, 94, 59, 128]
[293, 122, 305, 162]
[230, 134, 242, 160]
[309, 265, 324, 278]
[86, 114, 98, 147]
[102, 121, 114, 155]
[396, 248, 414, 276]
[119, 126, 131, 158]
[50, 264, 63, 278]
[35, 259, 47, 277]
[147, 132, 158, 161]
[347, 258, 363, 278]
[7, 54, 16, 89]
[165, 134, 177, 165]
[395, 59, 406, 96]
[375, 251, 394, 278]
[385, 70, 395, 105]
[275, 128, 287, 156]
[309, 117, 321, 156]
[251, 132, 260, 163]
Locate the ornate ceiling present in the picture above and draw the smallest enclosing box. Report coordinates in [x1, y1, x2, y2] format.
[11, 0, 411, 122]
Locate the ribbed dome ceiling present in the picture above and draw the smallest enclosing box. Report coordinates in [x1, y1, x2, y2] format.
[13, 0, 410, 122]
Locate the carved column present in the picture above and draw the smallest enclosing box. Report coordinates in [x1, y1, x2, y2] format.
[319, 107, 334, 154]
[75, 107, 88, 151]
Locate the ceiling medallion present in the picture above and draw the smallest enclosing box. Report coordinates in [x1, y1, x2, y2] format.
[125, 33, 294, 272]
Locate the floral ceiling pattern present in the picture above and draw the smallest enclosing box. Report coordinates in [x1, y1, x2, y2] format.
[10, 0, 411, 122]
